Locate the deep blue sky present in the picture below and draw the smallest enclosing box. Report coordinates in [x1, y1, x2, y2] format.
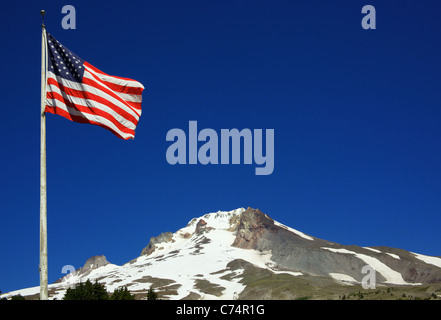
[1, 0, 440, 293]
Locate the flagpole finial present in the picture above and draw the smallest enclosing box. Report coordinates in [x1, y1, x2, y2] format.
[40, 10, 45, 28]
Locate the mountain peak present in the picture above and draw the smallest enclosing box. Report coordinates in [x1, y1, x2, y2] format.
[232, 207, 277, 249]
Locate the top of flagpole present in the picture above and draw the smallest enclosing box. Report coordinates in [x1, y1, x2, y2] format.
[40, 10, 45, 28]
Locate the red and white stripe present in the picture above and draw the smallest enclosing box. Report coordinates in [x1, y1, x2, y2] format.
[45, 62, 144, 140]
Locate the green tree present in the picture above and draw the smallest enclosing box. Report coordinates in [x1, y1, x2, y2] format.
[111, 287, 135, 300]
[63, 279, 110, 300]
[147, 288, 158, 300]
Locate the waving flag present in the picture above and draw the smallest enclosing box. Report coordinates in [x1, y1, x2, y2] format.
[45, 32, 144, 140]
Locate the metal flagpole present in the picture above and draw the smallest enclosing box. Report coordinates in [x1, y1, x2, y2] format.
[40, 9, 48, 300]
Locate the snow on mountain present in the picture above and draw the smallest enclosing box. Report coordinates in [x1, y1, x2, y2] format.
[2, 207, 441, 300]
[321, 247, 413, 285]
[412, 252, 441, 269]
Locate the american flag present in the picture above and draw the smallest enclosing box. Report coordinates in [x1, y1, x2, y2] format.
[45, 32, 144, 140]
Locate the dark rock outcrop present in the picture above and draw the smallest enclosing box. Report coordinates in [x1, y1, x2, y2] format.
[141, 232, 173, 256]
[195, 219, 213, 235]
[53, 255, 110, 283]
[232, 207, 278, 249]
[81, 255, 109, 271]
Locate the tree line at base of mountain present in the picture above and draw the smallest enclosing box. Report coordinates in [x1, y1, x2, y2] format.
[63, 280, 157, 300]
[0, 280, 158, 300]
[339, 286, 441, 300]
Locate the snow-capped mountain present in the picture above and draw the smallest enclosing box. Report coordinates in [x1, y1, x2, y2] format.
[2, 207, 441, 300]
